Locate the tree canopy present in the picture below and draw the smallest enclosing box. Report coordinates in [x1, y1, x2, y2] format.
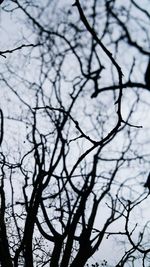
[0, 1, 150, 266]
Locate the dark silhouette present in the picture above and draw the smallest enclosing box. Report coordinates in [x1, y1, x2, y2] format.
[1, 1, 150, 267]
[145, 59, 150, 88]
[144, 172, 150, 191]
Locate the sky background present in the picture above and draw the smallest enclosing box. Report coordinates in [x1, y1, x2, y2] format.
[0, 1, 150, 266]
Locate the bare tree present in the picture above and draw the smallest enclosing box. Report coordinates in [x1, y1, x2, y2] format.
[0, 0, 150, 266]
